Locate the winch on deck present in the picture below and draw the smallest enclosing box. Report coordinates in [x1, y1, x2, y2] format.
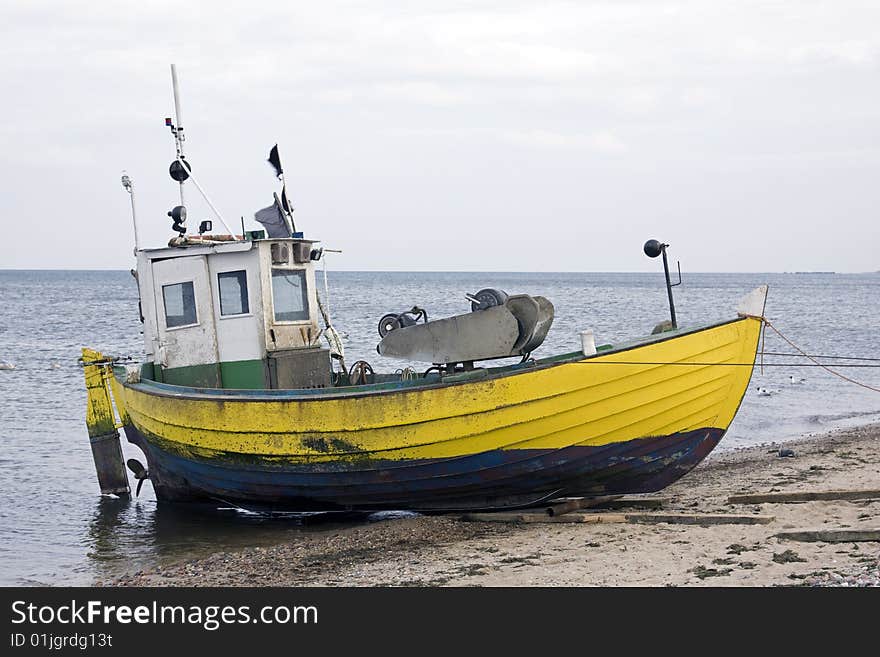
[376, 288, 554, 365]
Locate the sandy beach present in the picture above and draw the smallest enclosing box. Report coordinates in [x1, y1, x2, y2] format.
[107, 423, 880, 587]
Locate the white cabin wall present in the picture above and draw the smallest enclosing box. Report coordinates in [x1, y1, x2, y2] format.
[207, 250, 266, 363]
[150, 255, 219, 371]
[136, 251, 159, 362]
[256, 241, 322, 351]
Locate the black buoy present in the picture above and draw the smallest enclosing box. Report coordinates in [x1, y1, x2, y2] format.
[168, 158, 191, 182]
[643, 239, 664, 258]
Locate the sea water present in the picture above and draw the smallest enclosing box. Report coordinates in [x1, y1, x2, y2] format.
[1, 269, 878, 584]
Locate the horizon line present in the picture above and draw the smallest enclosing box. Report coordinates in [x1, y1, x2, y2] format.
[1, 267, 871, 275]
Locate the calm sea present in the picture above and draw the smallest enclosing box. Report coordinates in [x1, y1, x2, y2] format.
[1, 269, 878, 585]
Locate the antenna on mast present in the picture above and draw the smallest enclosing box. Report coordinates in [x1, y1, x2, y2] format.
[166, 64, 189, 232]
[121, 170, 140, 255]
[162, 64, 235, 239]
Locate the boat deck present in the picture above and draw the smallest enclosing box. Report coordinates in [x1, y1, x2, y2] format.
[120, 317, 740, 401]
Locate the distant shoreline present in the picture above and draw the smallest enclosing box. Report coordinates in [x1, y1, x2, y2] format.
[1, 268, 878, 275]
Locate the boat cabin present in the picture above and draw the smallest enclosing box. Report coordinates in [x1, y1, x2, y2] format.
[135, 235, 331, 389]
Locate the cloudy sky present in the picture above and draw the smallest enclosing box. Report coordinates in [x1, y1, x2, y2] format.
[1, 1, 878, 272]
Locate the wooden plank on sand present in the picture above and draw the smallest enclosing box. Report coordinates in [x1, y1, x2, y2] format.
[602, 497, 669, 510]
[462, 512, 621, 524]
[775, 529, 880, 543]
[621, 513, 774, 526]
[461, 512, 774, 525]
[535, 495, 670, 518]
[545, 496, 621, 516]
[727, 489, 880, 505]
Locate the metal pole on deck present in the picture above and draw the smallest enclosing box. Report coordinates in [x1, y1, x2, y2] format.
[170, 64, 186, 209]
[121, 171, 140, 254]
[278, 172, 296, 234]
[644, 239, 681, 330]
[661, 247, 677, 329]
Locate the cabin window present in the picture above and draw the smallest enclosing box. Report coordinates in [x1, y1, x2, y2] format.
[218, 270, 250, 316]
[271, 268, 309, 322]
[162, 281, 197, 328]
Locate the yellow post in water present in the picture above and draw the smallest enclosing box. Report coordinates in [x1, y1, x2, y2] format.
[82, 348, 130, 496]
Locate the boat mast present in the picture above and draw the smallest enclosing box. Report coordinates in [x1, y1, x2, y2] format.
[660, 246, 677, 329]
[644, 239, 682, 329]
[164, 65, 236, 237]
[170, 64, 186, 210]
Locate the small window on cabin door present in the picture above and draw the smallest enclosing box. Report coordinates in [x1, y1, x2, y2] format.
[271, 269, 309, 322]
[218, 270, 250, 316]
[162, 281, 198, 328]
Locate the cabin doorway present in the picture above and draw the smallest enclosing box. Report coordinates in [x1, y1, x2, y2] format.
[151, 255, 221, 387]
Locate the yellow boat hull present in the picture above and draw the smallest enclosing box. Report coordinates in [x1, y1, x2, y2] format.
[114, 316, 762, 510]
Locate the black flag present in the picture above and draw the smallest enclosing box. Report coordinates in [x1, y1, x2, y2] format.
[281, 185, 293, 215]
[268, 144, 283, 179]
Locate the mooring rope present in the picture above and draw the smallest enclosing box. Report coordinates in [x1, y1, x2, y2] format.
[575, 361, 880, 368]
[762, 319, 880, 393]
[759, 316, 767, 375]
[759, 351, 880, 362]
[573, 319, 880, 393]
[316, 255, 346, 373]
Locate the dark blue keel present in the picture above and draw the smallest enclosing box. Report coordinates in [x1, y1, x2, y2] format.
[124, 425, 725, 511]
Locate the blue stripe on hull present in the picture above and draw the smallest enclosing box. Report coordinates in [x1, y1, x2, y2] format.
[125, 425, 724, 511]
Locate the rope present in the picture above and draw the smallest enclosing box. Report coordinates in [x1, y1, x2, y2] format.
[574, 361, 880, 367]
[760, 351, 880, 362]
[573, 320, 879, 393]
[759, 317, 766, 375]
[316, 292, 345, 364]
[396, 367, 417, 381]
[762, 319, 880, 393]
[315, 256, 346, 373]
[78, 355, 136, 367]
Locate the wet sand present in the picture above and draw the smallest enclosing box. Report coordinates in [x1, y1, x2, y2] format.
[106, 423, 880, 587]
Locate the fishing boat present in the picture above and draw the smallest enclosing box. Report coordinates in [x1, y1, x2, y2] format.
[81, 67, 768, 511]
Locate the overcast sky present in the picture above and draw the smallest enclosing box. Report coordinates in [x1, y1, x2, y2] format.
[1, 1, 878, 272]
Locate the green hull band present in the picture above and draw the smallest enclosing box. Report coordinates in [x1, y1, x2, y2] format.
[153, 359, 266, 389]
